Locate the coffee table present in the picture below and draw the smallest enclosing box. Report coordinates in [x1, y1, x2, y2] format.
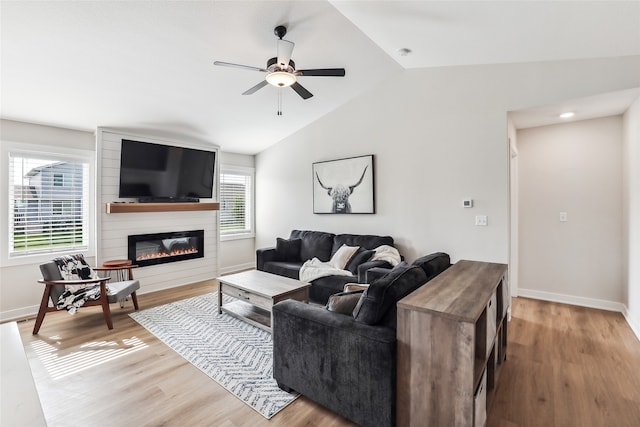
[217, 270, 310, 332]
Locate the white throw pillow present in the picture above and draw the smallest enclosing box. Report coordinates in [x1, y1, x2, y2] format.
[329, 245, 360, 270]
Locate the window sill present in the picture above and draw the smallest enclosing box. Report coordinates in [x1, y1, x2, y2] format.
[2, 249, 94, 268]
[220, 233, 255, 242]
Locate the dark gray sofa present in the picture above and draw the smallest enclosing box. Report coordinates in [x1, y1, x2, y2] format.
[272, 252, 451, 427]
[257, 229, 397, 304]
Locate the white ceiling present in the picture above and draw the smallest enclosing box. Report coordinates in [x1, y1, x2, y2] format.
[510, 87, 640, 130]
[2, 1, 639, 154]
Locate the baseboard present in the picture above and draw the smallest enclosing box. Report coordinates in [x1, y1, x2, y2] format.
[0, 305, 40, 323]
[517, 288, 640, 342]
[622, 307, 640, 342]
[220, 262, 256, 275]
[517, 288, 625, 312]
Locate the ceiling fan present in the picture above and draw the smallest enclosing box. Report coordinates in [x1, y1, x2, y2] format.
[214, 25, 345, 104]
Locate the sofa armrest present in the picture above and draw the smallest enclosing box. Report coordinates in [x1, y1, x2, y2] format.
[256, 246, 276, 271]
[272, 299, 396, 427]
[356, 260, 392, 283]
[365, 266, 392, 283]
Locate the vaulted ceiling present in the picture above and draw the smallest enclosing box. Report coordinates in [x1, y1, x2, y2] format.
[2, 1, 639, 154]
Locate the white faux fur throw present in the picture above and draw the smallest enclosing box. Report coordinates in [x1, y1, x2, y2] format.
[370, 245, 402, 267]
[299, 257, 353, 283]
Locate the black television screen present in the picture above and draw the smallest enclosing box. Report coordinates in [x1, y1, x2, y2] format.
[118, 139, 215, 201]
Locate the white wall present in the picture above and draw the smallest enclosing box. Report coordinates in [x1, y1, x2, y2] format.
[219, 151, 256, 274]
[623, 96, 640, 337]
[517, 116, 624, 308]
[255, 57, 640, 265]
[0, 120, 95, 320]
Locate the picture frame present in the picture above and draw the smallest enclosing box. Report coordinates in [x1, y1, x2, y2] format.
[312, 154, 375, 214]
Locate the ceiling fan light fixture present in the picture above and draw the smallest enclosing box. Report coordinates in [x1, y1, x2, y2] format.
[266, 71, 296, 87]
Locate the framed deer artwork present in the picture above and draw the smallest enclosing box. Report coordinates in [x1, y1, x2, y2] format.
[313, 154, 375, 214]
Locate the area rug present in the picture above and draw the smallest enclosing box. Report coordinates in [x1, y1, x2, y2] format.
[129, 293, 298, 419]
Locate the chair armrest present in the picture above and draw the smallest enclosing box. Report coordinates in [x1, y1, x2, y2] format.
[356, 260, 392, 283]
[256, 246, 277, 271]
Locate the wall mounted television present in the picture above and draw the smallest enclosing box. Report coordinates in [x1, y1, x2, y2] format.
[118, 139, 216, 203]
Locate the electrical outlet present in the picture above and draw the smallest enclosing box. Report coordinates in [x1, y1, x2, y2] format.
[475, 215, 488, 226]
[559, 212, 568, 222]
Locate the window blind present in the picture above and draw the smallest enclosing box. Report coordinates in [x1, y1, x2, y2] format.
[220, 169, 253, 237]
[8, 153, 90, 256]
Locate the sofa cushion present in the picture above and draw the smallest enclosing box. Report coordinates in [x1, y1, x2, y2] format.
[353, 262, 427, 325]
[290, 230, 335, 262]
[326, 290, 364, 315]
[329, 244, 360, 270]
[275, 238, 301, 262]
[345, 249, 375, 275]
[332, 234, 394, 255]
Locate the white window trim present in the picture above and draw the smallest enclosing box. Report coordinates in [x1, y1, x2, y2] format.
[219, 165, 255, 242]
[0, 141, 96, 267]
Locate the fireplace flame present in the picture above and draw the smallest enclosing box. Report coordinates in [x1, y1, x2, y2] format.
[136, 247, 198, 261]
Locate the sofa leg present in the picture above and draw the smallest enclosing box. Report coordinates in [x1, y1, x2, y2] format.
[277, 382, 294, 393]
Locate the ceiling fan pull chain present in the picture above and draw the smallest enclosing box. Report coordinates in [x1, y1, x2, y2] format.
[277, 90, 283, 116]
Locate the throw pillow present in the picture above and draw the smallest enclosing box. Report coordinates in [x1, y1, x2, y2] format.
[329, 244, 360, 270]
[275, 238, 301, 262]
[345, 249, 375, 275]
[344, 283, 369, 292]
[326, 290, 365, 315]
[352, 261, 427, 325]
[53, 254, 96, 280]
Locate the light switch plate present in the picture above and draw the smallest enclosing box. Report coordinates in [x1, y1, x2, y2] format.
[560, 212, 568, 222]
[475, 215, 488, 226]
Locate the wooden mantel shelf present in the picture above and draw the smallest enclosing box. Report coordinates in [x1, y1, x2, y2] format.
[106, 202, 219, 213]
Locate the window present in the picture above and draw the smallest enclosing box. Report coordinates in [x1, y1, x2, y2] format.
[219, 166, 254, 240]
[8, 151, 91, 257]
[53, 173, 63, 186]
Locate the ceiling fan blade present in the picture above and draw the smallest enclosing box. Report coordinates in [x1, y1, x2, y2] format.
[291, 82, 313, 99]
[297, 68, 346, 77]
[242, 80, 269, 95]
[214, 61, 267, 73]
[277, 39, 295, 69]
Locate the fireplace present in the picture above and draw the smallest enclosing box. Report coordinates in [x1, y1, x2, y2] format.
[128, 230, 204, 267]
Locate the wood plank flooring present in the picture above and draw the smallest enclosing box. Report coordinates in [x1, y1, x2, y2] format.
[488, 297, 640, 427]
[14, 282, 640, 427]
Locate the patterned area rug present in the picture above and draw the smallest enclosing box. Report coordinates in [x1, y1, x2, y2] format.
[129, 293, 298, 419]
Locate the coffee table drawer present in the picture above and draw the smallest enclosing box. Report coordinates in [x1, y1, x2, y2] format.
[221, 284, 272, 311]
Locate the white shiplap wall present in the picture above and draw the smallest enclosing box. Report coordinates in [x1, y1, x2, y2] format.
[97, 129, 219, 294]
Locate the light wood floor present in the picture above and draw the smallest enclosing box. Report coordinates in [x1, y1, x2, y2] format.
[14, 282, 640, 427]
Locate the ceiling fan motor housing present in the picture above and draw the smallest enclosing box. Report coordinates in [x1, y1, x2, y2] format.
[267, 57, 295, 72]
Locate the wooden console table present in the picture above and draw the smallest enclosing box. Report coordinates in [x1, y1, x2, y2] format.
[396, 260, 509, 427]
